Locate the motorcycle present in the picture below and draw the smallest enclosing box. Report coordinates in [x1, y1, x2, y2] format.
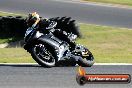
[23, 21, 94, 67]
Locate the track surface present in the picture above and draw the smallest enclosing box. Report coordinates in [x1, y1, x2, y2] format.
[0, 64, 131, 88]
[1, 0, 132, 28]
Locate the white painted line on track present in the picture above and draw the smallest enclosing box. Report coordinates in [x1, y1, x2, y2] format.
[0, 63, 132, 65]
[0, 63, 38, 65]
[52, 0, 132, 10]
[94, 63, 132, 65]
[80, 1, 132, 10]
[79, 23, 132, 30]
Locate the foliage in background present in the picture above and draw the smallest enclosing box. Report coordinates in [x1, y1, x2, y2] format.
[0, 16, 27, 43]
[0, 12, 27, 43]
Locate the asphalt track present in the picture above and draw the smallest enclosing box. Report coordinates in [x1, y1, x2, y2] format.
[1, 0, 132, 28]
[0, 64, 131, 88]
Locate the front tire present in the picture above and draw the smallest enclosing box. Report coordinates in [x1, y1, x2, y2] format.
[31, 43, 56, 67]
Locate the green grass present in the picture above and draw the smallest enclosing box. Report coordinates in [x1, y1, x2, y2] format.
[0, 24, 132, 63]
[0, 12, 17, 16]
[83, 0, 132, 6]
[76, 24, 132, 63]
[0, 48, 35, 63]
[0, 11, 26, 16]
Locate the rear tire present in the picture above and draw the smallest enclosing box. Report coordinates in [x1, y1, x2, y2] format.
[77, 55, 94, 67]
[76, 46, 94, 67]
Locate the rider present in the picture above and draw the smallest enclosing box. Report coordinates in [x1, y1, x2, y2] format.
[26, 12, 40, 31]
[26, 12, 77, 50]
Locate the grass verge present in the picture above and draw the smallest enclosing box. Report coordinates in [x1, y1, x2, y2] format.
[0, 11, 25, 16]
[83, 0, 132, 6]
[0, 48, 35, 63]
[0, 24, 132, 63]
[77, 24, 132, 63]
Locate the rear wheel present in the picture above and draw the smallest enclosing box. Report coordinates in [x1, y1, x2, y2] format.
[76, 46, 94, 67]
[77, 54, 94, 67]
[31, 43, 56, 67]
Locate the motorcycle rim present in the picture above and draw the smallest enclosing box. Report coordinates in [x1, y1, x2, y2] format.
[33, 44, 55, 66]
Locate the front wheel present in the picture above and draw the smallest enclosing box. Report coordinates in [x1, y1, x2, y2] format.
[31, 43, 56, 67]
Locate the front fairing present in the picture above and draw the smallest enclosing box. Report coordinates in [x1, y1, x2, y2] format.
[25, 28, 33, 37]
[24, 28, 36, 43]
